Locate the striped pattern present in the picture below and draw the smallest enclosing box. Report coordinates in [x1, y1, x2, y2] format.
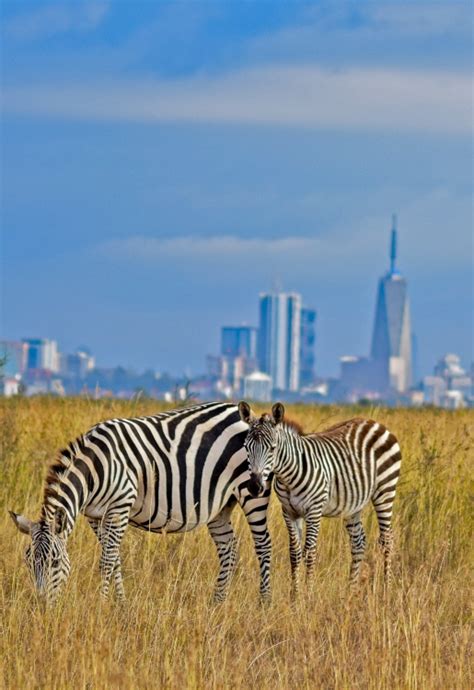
[239, 402, 401, 592]
[10, 402, 272, 603]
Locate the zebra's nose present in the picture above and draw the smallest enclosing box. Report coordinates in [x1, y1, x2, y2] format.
[248, 472, 264, 497]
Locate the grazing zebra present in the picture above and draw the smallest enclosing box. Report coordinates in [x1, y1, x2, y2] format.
[10, 402, 272, 604]
[238, 401, 401, 592]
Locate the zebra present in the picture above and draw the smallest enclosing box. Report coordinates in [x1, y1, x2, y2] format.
[238, 401, 401, 593]
[10, 401, 272, 604]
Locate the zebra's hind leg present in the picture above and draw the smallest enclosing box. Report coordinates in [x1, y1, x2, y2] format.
[372, 491, 396, 583]
[343, 512, 366, 586]
[207, 502, 238, 603]
[282, 510, 303, 598]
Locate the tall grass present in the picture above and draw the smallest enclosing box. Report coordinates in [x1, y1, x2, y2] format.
[0, 397, 472, 689]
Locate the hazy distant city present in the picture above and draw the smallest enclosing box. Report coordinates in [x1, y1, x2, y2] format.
[2, 217, 472, 409]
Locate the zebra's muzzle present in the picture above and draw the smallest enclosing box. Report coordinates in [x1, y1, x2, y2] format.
[248, 473, 264, 497]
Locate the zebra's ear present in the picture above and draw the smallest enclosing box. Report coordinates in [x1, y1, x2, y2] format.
[9, 511, 34, 535]
[53, 507, 68, 535]
[272, 402, 285, 425]
[238, 401, 254, 424]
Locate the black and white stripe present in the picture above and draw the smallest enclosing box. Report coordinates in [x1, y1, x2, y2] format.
[239, 402, 401, 592]
[10, 402, 272, 603]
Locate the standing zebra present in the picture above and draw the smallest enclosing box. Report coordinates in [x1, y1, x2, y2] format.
[238, 401, 401, 592]
[10, 402, 272, 604]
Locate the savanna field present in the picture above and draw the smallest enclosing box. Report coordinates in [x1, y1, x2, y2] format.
[0, 397, 472, 689]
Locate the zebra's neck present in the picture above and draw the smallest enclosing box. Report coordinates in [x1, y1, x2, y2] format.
[273, 424, 309, 485]
[41, 461, 89, 536]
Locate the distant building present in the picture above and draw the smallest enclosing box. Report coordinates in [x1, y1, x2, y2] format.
[258, 291, 301, 392]
[61, 348, 95, 379]
[422, 353, 472, 408]
[243, 371, 272, 402]
[434, 353, 468, 387]
[300, 308, 317, 386]
[370, 215, 412, 393]
[0, 340, 27, 376]
[206, 353, 252, 396]
[22, 338, 60, 373]
[2, 376, 21, 397]
[221, 326, 258, 359]
[423, 376, 447, 406]
[339, 355, 375, 393]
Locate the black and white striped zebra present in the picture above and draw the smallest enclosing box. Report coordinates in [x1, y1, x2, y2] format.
[239, 402, 401, 592]
[10, 402, 272, 604]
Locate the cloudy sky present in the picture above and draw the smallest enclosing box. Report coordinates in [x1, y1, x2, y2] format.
[1, 1, 472, 378]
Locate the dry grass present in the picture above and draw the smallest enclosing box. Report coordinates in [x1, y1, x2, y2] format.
[0, 397, 472, 689]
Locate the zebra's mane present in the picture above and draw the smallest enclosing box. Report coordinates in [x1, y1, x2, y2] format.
[282, 418, 305, 436]
[42, 443, 76, 513]
[305, 417, 369, 440]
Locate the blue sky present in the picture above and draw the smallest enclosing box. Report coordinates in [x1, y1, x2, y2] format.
[1, 1, 472, 378]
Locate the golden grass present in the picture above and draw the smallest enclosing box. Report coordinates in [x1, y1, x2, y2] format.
[0, 397, 472, 689]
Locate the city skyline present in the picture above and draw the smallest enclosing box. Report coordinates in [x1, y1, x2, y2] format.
[1, 213, 471, 380]
[1, 2, 472, 377]
[1, 222, 471, 407]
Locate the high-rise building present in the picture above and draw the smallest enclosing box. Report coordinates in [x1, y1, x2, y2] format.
[300, 308, 317, 386]
[370, 215, 412, 393]
[258, 291, 301, 391]
[22, 338, 60, 373]
[221, 326, 258, 359]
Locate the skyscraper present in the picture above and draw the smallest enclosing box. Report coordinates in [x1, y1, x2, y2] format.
[221, 326, 258, 359]
[300, 308, 317, 386]
[258, 291, 301, 391]
[370, 216, 412, 393]
[22, 338, 60, 373]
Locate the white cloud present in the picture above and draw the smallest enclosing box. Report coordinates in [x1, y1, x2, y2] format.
[245, 3, 472, 69]
[5, 2, 109, 41]
[99, 233, 370, 281]
[102, 234, 320, 260]
[2, 64, 471, 134]
[98, 182, 471, 282]
[369, 4, 471, 37]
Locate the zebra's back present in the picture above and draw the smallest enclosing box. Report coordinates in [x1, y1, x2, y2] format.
[61, 402, 249, 532]
[307, 418, 401, 518]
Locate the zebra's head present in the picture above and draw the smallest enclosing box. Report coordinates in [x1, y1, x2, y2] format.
[9, 508, 71, 604]
[238, 401, 285, 497]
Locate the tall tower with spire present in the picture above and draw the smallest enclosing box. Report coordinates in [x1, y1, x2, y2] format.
[370, 215, 412, 393]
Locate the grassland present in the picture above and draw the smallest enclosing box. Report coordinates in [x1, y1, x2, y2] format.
[0, 397, 472, 689]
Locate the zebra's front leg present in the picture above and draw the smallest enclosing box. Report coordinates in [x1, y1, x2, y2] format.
[303, 507, 323, 583]
[242, 493, 272, 602]
[88, 517, 126, 600]
[208, 504, 238, 603]
[96, 512, 129, 601]
[344, 513, 367, 586]
[282, 510, 303, 598]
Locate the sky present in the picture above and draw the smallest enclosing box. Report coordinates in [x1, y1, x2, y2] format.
[1, 0, 472, 379]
